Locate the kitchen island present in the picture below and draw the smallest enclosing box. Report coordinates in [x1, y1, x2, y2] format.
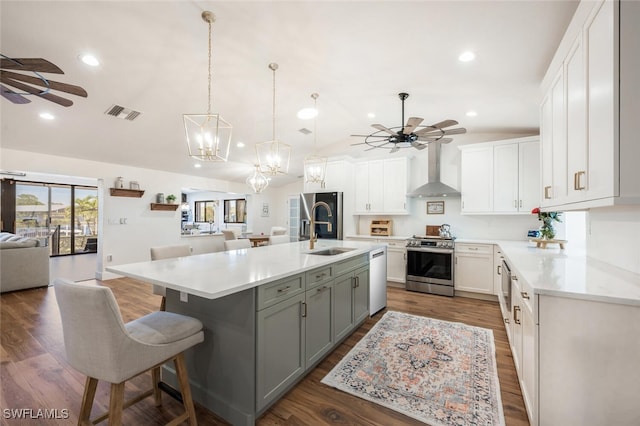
[107, 240, 383, 425]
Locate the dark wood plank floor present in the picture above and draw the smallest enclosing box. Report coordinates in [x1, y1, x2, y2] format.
[0, 279, 529, 425]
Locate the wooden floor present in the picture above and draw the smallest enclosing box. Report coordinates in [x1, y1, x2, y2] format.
[0, 279, 529, 425]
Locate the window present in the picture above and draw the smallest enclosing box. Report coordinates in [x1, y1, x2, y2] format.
[224, 199, 246, 223]
[3, 180, 98, 256]
[194, 201, 215, 222]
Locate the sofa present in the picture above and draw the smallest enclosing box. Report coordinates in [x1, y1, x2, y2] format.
[0, 232, 50, 293]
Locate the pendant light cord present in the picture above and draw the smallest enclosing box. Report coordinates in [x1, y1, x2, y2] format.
[207, 19, 212, 115]
[269, 63, 278, 142]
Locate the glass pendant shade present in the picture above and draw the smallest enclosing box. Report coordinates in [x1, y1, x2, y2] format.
[246, 165, 269, 193]
[304, 154, 327, 183]
[183, 113, 232, 162]
[256, 140, 291, 176]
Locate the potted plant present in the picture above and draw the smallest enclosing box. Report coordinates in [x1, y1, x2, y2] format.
[166, 194, 177, 204]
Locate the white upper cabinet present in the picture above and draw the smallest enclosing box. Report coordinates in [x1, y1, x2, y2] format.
[460, 137, 539, 214]
[460, 145, 493, 213]
[540, 0, 640, 210]
[354, 157, 408, 215]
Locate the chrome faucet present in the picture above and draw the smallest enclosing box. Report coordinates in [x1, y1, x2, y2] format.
[309, 201, 333, 250]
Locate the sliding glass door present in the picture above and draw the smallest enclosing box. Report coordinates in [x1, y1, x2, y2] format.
[12, 181, 98, 256]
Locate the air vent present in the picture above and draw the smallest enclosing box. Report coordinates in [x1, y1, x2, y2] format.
[298, 128, 312, 135]
[105, 104, 142, 121]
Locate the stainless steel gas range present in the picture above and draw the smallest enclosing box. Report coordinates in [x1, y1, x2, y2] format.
[406, 235, 455, 296]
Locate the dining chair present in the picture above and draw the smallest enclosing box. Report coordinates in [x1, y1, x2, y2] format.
[222, 230, 236, 240]
[268, 235, 290, 245]
[150, 244, 191, 310]
[270, 226, 287, 236]
[224, 239, 251, 251]
[54, 278, 204, 425]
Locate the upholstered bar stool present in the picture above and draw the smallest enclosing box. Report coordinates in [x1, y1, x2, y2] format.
[54, 279, 204, 426]
[223, 239, 251, 251]
[150, 244, 191, 310]
[268, 235, 290, 245]
[221, 230, 236, 240]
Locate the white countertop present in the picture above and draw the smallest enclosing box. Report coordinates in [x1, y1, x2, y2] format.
[106, 240, 383, 300]
[456, 238, 640, 306]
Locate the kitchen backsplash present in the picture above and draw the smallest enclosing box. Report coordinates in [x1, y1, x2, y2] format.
[357, 198, 551, 240]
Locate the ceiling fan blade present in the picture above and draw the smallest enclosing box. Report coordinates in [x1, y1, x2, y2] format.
[430, 119, 458, 129]
[371, 124, 397, 136]
[442, 127, 467, 136]
[1, 75, 73, 107]
[1, 84, 31, 104]
[0, 70, 87, 97]
[417, 136, 440, 142]
[0, 58, 64, 74]
[437, 138, 454, 144]
[414, 126, 439, 136]
[403, 117, 424, 134]
[410, 141, 427, 150]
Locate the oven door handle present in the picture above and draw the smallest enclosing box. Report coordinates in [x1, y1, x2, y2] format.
[407, 247, 454, 254]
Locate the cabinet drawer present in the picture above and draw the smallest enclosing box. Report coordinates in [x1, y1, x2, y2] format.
[385, 239, 407, 248]
[455, 243, 493, 255]
[334, 254, 369, 276]
[515, 274, 534, 313]
[257, 274, 304, 310]
[305, 266, 333, 288]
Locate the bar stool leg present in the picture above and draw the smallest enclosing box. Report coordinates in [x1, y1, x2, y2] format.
[78, 377, 98, 426]
[152, 366, 162, 406]
[109, 382, 125, 426]
[174, 353, 198, 425]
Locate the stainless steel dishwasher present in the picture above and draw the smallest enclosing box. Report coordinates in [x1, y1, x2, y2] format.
[369, 246, 387, 315]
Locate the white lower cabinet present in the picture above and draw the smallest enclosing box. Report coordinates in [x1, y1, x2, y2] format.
[454, 243, 494, 294]
[346, 236, 407, 284]
[509, 274, 537, 426]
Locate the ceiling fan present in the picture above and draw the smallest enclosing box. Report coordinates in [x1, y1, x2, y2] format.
[351, 92, 466, 153]
[0, 55, 87, 107]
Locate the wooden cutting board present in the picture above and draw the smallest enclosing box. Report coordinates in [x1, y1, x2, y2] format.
[426, 225, 441, 236]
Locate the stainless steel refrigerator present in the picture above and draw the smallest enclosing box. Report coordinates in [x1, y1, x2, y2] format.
[299, 192, 343, 241]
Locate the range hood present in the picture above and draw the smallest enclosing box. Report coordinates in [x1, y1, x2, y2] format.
[407, 143, 460, 198]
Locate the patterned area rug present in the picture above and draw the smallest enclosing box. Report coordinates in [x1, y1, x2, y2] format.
[321, 311, 505, 426]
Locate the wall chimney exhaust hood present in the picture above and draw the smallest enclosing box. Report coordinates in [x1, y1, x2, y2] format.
[407, 143, 460, 198]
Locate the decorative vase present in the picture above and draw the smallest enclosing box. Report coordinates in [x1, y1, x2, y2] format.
[539, 222, 555, 240]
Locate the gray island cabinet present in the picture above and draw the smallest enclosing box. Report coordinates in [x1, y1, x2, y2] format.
[108, 241, 377, 426]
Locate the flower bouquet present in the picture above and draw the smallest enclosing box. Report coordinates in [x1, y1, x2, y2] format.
[531, 207, 562, 240]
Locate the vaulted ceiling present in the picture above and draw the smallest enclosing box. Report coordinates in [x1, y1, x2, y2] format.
[1, 1, 578, 187]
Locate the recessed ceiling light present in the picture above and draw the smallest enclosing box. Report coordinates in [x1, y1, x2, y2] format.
[194, 163, 202, 168]
[39, 112, 54, 120]
[466, 111, 478, 117]
[236, 142, 245, 148]
[80, 54, 100, 67]
[368, 112, 376, 119]
[458, 51, 476, 62]
[297, 107, 318, 120]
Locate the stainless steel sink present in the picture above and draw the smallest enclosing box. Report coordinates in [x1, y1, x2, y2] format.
[307, 247, 356, 256]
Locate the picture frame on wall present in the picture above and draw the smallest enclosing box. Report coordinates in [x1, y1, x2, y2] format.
[427, 201, 445, 214]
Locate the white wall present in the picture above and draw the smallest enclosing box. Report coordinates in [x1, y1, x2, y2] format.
[587, 206, 640, 274]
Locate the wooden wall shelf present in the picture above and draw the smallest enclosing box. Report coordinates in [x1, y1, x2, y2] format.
[150, 203, 179, 211]
[110, 188, 145, 198]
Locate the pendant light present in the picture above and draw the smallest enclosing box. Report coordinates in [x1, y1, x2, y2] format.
[255, 63, 291, 175]
[183, 11, 232, 162]
[246, 164, 269, 193]
[303, 93, 327, 184]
